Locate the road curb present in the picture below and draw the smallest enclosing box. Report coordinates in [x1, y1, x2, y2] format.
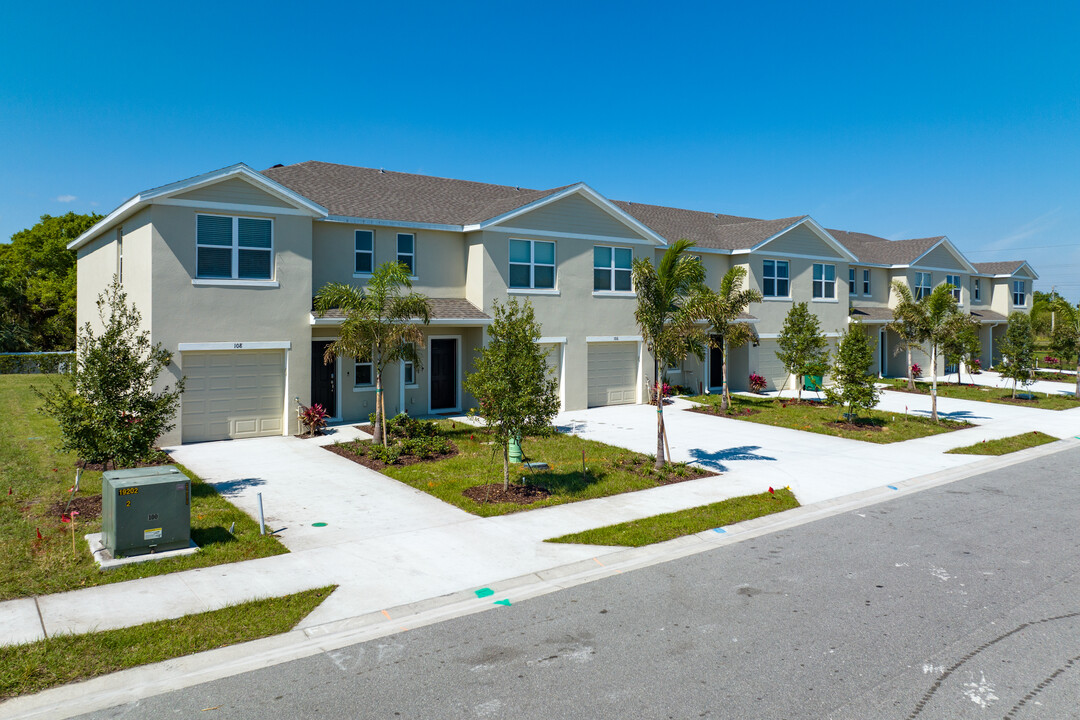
[3, 436, 1077, 720]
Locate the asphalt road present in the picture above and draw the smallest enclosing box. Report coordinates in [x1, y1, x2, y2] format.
[78, 445, 1080, 719]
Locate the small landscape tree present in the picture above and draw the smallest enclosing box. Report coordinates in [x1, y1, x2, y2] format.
[824, 324, 880, 422]
[998, 311, 1037, 398]
[632, 239, 708, 468]
[313, 262, 431, 446]
[940, 313, 980, 385]
[463, 299, 561, 490]
[888, 281, 926, 391]
[775, 302, 830, 400]
[35, 278, 184, 469]
[701, 266, 762, 411]
[1049, 300, 1080, 399]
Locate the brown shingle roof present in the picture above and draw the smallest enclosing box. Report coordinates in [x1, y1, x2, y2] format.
[829, 229, 944, 265]
[611, 201, 809, 250]
[969, 308, 1008, 323]
[973, 261, 1025, 276]
[263, 161, 569, 226]
[315, 298, 489, 321]
[849, 306, 894, 322]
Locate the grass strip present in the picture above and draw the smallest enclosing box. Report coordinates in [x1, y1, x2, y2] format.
[945, 431, 1059, 456]
[0, 374, 287, 601]
[546, 488, 799, 547]
[886, 379, 1080, 410]
[0, 585, 335, 699]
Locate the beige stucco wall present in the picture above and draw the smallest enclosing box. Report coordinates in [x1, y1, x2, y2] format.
[146, 202, 314, 445]
[76, 208, 155, 338]
[172, 177, 295, 208]
[744, 254, 850, 337]
[311, 222, 466, 298]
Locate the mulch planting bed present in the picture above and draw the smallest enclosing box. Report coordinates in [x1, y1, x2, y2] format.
[997, 396, 1040, 404]
[462, 483, 551, 505]
[325, 441, 458, 471]
[823, 421, 885, 433]
[610, 457, 717, 485]
[692, 406, 761, 418]
[47, 494, 102, 520]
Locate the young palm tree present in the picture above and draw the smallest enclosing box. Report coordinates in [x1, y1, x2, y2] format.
[891, 281, 962, 421]
[632, 239, 708, 469]
[701, 266, 762, 411]
[313, 262, 431, 445]
[888, 281, 926, 391]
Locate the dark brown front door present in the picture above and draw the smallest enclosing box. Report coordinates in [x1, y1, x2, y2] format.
[709, 338, 724, 388]
[430, 339, 457, 410]
[311, 341, 336, 417]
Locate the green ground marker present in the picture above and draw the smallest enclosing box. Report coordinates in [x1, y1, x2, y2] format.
[312, 522, 328, 527]
[474, 588, 494, 598]
[493, 599, 511, 607]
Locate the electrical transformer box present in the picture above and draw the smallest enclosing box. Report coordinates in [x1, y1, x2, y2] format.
[101, 466, 191, 557]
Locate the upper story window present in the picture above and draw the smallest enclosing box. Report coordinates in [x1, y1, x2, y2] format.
[196, 214, 272, 280]
[862, 269, 871, 296]
[509, 239, 555, 289]
[945, 274, 961, 302]
[972, 278, 981, 302]
[914, 272, 932, 300]
[848, 267, 856, 295]
[355, 230, 374, 274]
[397, 233, 415, 275]
[1013, 280, 1026, 306]
[812, 263, 836, 300]
[762, 259, 789, 298]
[594, 246, 633, 292]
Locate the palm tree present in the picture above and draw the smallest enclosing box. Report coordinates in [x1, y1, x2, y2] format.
[888, 281, 925, 391]
[313, 262, 431, 445]
[632, 239, 708, 469]
[1050, 299, 1080, 400]
[890, 281, 962, 421]
[701, 266, 762, 411]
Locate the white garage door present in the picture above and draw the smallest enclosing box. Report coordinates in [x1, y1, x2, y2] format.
[587, 342, 638, 407]
[756, 340, 789, 392]
[182, 350, 285, 443]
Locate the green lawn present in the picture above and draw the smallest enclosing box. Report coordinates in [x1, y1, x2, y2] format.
[946, 431, 1059, 456]
[0, 586, 334, 699]
[686, 394, 970, 443]
[0, 374, 287, 601]
[335, 422, 713, 517]
[546, 488, 799, 547]
[887, 379, 1079, 409]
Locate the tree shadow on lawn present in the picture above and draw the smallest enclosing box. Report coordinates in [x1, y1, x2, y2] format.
[688, 446, 777, 473]
[191, 526, 238, 547]
[907, 408, 990, 422]
[525, 468, 609, 495]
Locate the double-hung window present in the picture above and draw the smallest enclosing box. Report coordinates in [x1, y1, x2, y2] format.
[862, 269, 871, 296]
[355, 230, 374, 274]
[1013, 280, 1026, 306]
[509, 239, 555, 289]
[848, 267, 856, 295]
[355, 356, 373, 388]
[812, 263, 836, 300]
[972, 278, 981, 302]
[914, 272, 932, 300]
[397, 233, 415, 275]
[402, 342, 416, 386]
[196, 214, 272, 280]
[762, 260, 789, 298]
[946, 274, 961, 302]
[593, 246, 633, 292]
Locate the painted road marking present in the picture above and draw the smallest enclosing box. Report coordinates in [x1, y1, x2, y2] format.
[475, 588, 494, 598]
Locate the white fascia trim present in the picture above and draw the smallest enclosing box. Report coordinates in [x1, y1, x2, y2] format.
[846, 316, 890, 325]
[468, 183, 667, 246]
[586, 335, 643, 343]
[485, 226, 656, 245]
[758, 332, 842, 339]
[744, 217, 858, 262]
[68, 163, 327, 251]
[537, 336, 567, 344]
[309, 314, 491, 326]
[735, 250, 856, 262]
[155, 198, 314, 216]
[178, 341, 292, 351]
[908, 237, 978, 274]
[320, 215, 462, 232]
[191, 279, 280, 288]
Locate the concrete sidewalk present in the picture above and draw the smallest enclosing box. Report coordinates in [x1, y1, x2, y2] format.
[3, 391, 1080, 651]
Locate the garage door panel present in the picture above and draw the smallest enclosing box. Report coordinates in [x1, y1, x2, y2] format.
[587, 342, 638, 408]
[182, 350, 285, 443]
[756, 340, 788, 392]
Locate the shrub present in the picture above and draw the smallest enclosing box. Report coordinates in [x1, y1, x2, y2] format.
[299, 403, 329, 436]
[1044, 356, 1061, 369]
[971, 358, 982, 374]
[368, 443, 402, 464]
[399, 435, 452, 459]
[911, 363, 922, 378]
[748, 373, 767, 393]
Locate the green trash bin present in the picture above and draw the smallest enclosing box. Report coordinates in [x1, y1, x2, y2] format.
[804, 375, 823, 392]
[508, 436, 523, 464]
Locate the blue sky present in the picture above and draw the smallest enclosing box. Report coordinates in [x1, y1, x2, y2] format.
[2, 1, 1078, 297]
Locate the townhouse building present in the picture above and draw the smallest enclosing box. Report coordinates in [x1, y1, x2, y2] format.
[70, 161, 1036, 445]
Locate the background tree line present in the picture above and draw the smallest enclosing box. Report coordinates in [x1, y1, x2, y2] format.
[0, 212, 100, 352]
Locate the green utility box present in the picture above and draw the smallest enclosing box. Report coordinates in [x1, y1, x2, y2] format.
[101, 466, 191, 557]
[804, 375, 824, 391]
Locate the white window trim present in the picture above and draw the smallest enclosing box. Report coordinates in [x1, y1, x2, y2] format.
[1012, 280, 1027, 307]
[355, 229, 374, 275]
[508, 238, 556, 290]
[191, 279, 280, 288]
[972, 278, 981, 303]
[593, 244, 634, 293]
[862, 268, 871, 297]
[945, 274, 962, 305]
[195, 213, 274, 281]
[353, 350, 375, 390]
[508, 288, 561, 296]
[914, 272, 932, 301]
[397, 233, 416, 276]
[848, 267, 856, 295]
[811, 262, 837, 301]
[762, 258, 791, 299]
